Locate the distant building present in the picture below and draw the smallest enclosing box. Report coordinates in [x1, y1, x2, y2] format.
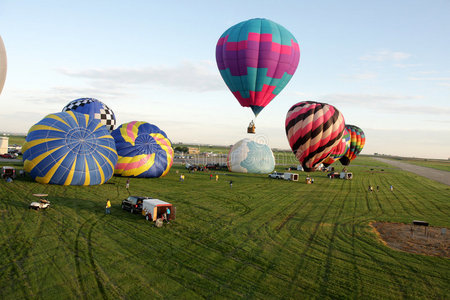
[0, 136, 8, 154]
[188, 147, 199, 154]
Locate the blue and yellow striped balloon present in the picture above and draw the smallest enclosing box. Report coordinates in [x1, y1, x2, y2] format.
[112, 121, 173, 178]
[22, 111, 118, 185]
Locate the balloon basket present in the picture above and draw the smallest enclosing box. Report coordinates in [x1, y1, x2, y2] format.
[247, 121, 256, 134]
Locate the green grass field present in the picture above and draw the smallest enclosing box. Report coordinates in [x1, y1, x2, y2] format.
[0, 157, 449, 299]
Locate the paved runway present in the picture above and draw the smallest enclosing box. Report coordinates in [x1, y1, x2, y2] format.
[373, 157, 450, 186]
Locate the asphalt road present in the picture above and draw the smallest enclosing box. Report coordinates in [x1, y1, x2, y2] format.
[0, 158, 21, 163]
[373, 157, 450, 186]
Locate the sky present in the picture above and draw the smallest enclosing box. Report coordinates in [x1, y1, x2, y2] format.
[0, 0, 449, 159]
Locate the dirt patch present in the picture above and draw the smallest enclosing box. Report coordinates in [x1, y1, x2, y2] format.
[370, 222, 449, 258]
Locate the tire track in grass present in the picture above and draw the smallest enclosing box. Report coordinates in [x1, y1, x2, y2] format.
[87, 216, 126, 299]
[104, 221, 235, 298]
[377, 175, 397, 214]
[318, 180, 352, 298]
[360, 178, 372, 213]
[402, 176, 450, 217]
[244, 187, 326, 299]
[353, 225, 419, 298]
[351, 181, 362, 297]
[0, 181, 50, 298]
[86, 217, 107, 300]
[391, 175, 426, 215]
[285, 184, 343, 297]
[74, 217, 90, 300]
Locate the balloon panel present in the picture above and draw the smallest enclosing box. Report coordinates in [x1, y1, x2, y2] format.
[22, 111, 118, 185]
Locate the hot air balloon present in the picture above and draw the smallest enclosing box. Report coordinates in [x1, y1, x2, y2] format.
[340, 125, 365, 166]
[322, 127, 351, 167]
[112, 121, 173, 178]
[0, 35, 7, 95]
[216, 18, 300, 133]
[285, 101, 345, 172]
[22, 111, 118, 185]
[227, 138, 275, 173]
[63, 98, 116, 131]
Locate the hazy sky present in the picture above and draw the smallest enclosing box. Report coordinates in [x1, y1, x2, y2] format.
[0, 0, 449, 159]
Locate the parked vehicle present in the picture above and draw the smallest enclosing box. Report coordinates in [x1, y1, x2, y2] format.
[0, 153, 14, 159]
[268, 172, 284, 179]
[141, 199, 175, 222]
[1, 166, 16, 179]
[29, 194, 50, 210]
[121, 196, 150, 214]
[269, 172, 298, 181]
[340, 172, 353, 179]
[283, 173, 299, 181]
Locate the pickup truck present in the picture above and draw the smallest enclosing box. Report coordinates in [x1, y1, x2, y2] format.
[268, 172, 284, 179]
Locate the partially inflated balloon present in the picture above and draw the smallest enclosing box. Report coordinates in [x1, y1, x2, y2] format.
[227, 138, 275, 174]
[63, 98, 116, 131]
[0, 35, 7, 95]
[285, 101, 345, 172]
[112, 121, 173, 177]
[340, 125, 365, 166]
[22, 111, 118, 185]
[322, 127, 351, 167]
[216, 18, 300, 117]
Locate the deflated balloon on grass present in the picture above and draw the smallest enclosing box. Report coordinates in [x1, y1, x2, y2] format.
[22, 111, 118, 185]
[112, 121, 174, 178]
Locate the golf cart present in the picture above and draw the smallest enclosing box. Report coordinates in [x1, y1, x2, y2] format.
[29, 194, 50, 210]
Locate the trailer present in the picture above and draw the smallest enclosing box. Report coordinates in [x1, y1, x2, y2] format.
[340, 172, 353, 180]
[141, 199, 175, 222]
[283, 173, 299, 181]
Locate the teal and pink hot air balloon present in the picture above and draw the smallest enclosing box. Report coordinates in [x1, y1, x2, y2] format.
[112, 121, 173, 178]
[216, 18, 300, 133]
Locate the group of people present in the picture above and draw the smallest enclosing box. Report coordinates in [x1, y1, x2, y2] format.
[368, 185, 394, 192]
[209, 174, 219, 181]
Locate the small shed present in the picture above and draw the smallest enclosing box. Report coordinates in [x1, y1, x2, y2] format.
[142, 199, 175, 222]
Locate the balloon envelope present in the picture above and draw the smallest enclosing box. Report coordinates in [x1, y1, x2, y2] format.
[322, 127, 351, 167]
[285, 101, 345, 172]
[216, 18, 300, 117]
[340, 125, 365, 165]
[227, 138, 275, 174]
[22, 111, 118, 185]
[0, 35, 7, 95]
[112, 121, 173, 178]
[63, 98, 116, 131]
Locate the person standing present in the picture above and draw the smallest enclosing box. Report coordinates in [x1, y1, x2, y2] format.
[210, 174, 213, 180]
[105, 199, 111, 214]
[390, 185, 394, 191]
[126, 178, 130, 190]
[216, 174, 219, 182]
[229, 180, 233, 189]
[166, 207, 171, 223]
